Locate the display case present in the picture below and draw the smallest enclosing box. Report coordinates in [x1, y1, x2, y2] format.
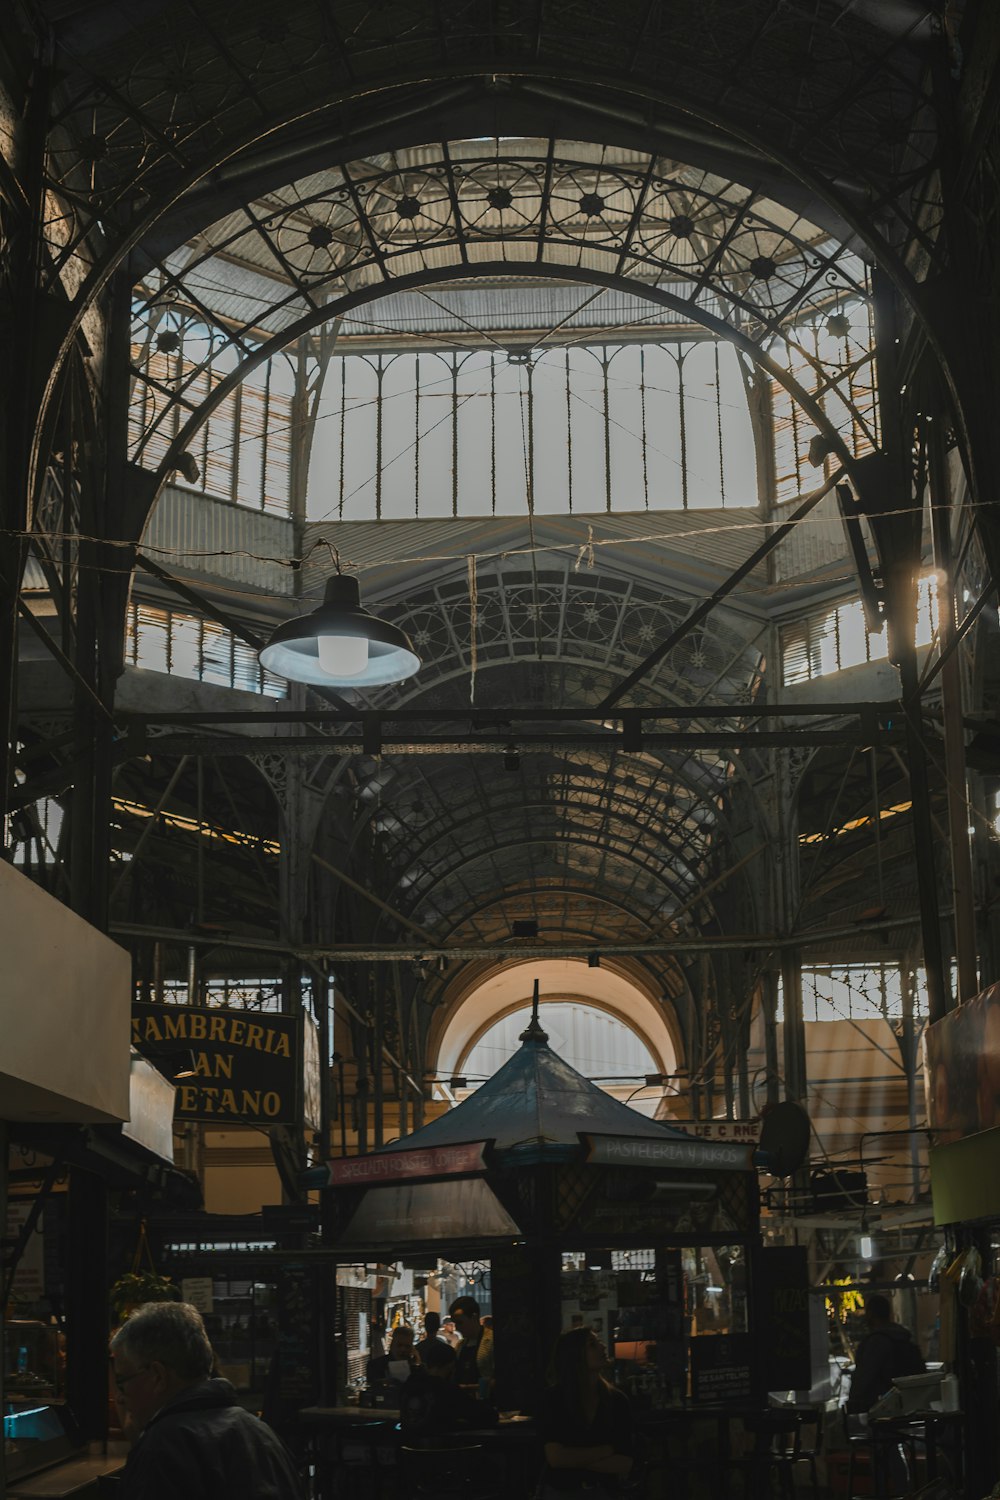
[4, 1320, 62, 1399]
[2, 1402, 81, 1484]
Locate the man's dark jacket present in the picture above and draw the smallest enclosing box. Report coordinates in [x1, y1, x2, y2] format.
[846, 1324, 925, 1413]
[121, 1378, 301, 1500]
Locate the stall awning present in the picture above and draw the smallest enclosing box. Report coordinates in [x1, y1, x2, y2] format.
[335, 1177, 521, 1249]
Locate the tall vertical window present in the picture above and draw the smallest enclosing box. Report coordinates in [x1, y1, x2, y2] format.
[307, 338, 758, 521]
[129, 311, 295, 516]
[125, 603, 286, 697]
[769, 297, 879, 503]
[781, 575, 939, 685]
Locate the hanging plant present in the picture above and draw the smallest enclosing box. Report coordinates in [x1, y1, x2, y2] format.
[110, 1270, 179, 1322]
[111, 1217, 179, 1322]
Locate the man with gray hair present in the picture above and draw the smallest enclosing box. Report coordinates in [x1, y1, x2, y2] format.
[110, 1301, 301, 1499]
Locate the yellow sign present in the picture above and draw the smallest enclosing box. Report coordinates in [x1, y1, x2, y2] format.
[131, 1003, 302, 1125]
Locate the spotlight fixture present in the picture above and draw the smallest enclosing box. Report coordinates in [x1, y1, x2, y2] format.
[588, 952, 601, 969]
[806, 432, 837, 468]
[259, 574, 420, 687]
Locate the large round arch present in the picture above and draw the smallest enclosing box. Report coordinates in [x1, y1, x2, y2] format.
[428, 955, 682, 1082]
[36, 6, 945, 473]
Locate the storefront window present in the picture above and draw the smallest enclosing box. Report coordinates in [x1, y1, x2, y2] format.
[559, 1244, 748, 1405]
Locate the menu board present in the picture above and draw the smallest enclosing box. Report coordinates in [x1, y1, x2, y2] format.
[689, 1333, 752, 1401]
[750, 1245, 812, 1392]
[656, 1249, 687, 1392]
[273, 1262, 321, 1402]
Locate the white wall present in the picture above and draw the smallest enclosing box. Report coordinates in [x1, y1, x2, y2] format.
[0, 862, 131, 1122]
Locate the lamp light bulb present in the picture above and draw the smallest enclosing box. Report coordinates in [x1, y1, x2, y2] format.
[859, 1233, 874, 1261]
[318, 634, 368, 677]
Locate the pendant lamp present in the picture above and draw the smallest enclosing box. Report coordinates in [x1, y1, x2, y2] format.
[259, 574, 421, 687]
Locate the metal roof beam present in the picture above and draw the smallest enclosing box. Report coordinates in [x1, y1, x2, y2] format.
[109, 913, 928, 961]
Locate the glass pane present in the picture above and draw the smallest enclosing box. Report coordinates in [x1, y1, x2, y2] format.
[781, 625, 811, 685]
[413, 351, 454, 519]
[607, 344, 646, 512]
[681, 342, 725, 509]
[642, 343, 685, 510]
[493, 353, 531, 515]
[836, 600, 868, 670]
[201, 619, 232, 687]
[565, 346, 607, 513]
[455, 349, 496, 517]
[232, 637, 262, 694]
[530, 349, 572, 515]
[170, 615, 201, 680]
[718, 343, 758, 506]
[380, 352, 419, 520]
[813, 615, 838, 678]
[134, 606, 170, 673]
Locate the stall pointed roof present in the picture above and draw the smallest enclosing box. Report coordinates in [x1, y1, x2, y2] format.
[385, 1002, 690, 1154]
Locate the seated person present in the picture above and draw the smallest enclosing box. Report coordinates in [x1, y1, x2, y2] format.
[366, 1325, 417, 1405]
[399, 1339, 497, 1441]
[846, 1294, 925, 1414]
[537, 1328, 632, 1497]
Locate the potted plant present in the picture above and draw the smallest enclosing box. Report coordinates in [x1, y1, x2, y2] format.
[110, 1270, 179, 1322]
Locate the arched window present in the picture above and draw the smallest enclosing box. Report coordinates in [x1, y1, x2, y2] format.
[462, 1001, 659, 1102]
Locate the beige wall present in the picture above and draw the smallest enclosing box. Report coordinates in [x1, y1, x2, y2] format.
[201, 1128, 283, 1214]
[0, 862, 131, 1122]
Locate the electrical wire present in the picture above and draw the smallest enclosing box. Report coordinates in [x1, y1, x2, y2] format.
[8, 497, 942, 584]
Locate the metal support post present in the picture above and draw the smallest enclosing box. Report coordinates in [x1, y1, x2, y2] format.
[872, 268, 950, 1022]
[65, 1169, 109, 1440]
[372, 978, 384, 1149]
[928, 424, 979, 1000]
[761, 969, 781, 1106]
[774, 750, 807, 1105]
[899, 963, 923, 1203]
[781, 947, 807, 1105]
[0, 1119, 7, 1500]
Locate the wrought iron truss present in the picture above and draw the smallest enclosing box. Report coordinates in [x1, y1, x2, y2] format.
[19, 0, 965, 530]
[104, 562, 774, 921]
[37, 0, 948, 299]
[6, 0, 979, 998]
[109, 702, 906, 935]
[124, 138, 880, 491]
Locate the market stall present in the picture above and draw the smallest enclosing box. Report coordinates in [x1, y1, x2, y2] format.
[323, 1003, 764, 1412]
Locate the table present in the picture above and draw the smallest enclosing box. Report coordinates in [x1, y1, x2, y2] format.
[299, 1407, 540, 1499]
[637, 1402, 814, 1500]
[7, 1456, 125, 1500]
[857, 1409, 964, 1497]
[298, 1406, 399, 1500]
